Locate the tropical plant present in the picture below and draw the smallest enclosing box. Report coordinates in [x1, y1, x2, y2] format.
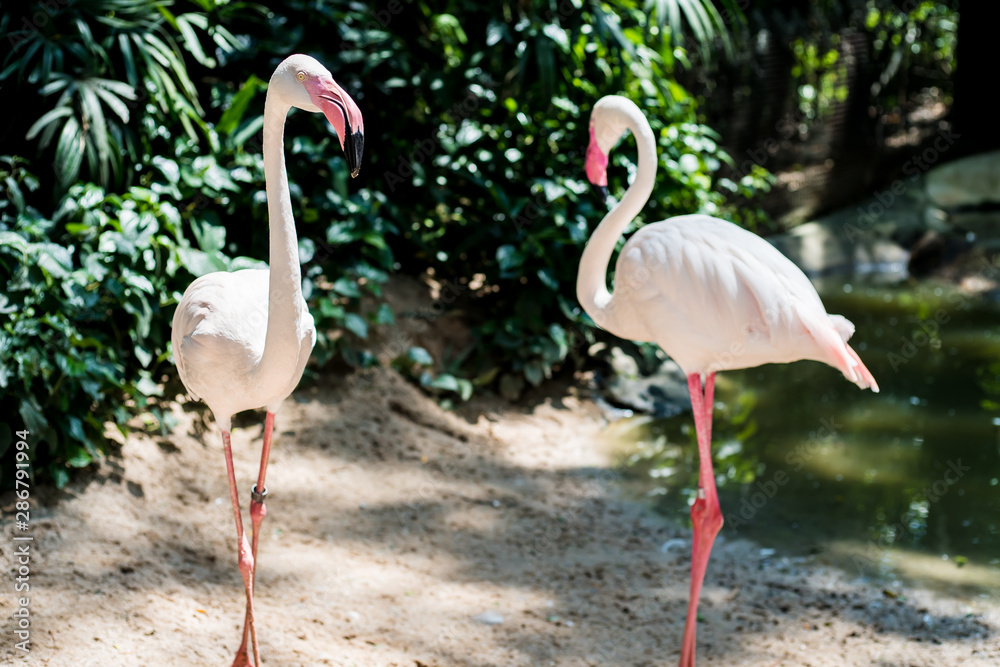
[310, 0, 768, 397]
[0, 160, 190, 486]
[1, 0, 242, 193]
[1, 0, 766, 487]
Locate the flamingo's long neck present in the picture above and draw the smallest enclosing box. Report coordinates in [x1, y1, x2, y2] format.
[576, 107, 657, 329]
[256, 88, 306, 382]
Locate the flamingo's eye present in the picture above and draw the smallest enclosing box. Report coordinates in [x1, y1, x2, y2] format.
[297, 72, 306, 81]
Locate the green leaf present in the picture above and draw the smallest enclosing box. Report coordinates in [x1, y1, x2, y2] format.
[542, 23, 570, 52]
[191, 217, 227, 253]
[25, 106, 73, 142]
[524, 361, 545, 386]
[0, 231, 30, 253]
[177, 247, 227, 277]
[152, 156, 180, 184]
[4, 176, 24, 212]
[537, 268, 559, 291]
[93, 82, 133, 123]
[486, 20, 507, 46]
[332, 277, 362, 298]
[433, 376, 475, 401]
[79, 82, 111, 180]
[54, 115, 84, 188]
[35, 243, 74, 279]
[136, 374, 163, 396]
[375, 303, 395, 326]
[233, 115, 265, 147]
[343, 313, 368, 339]
[134, 345, 152, 368]
[19, 397, 48, 436]
[67, 416, 88, 445]
[496, 245, 524, 273]
[67, 451, 93, 468]
[176, 14, 214, 67]
[408, 347, 434, 365]
[218, 75, 265, 136]
[52, 468, 70, 488]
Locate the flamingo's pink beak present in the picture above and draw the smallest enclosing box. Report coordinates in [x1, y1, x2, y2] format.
[305, 76, 365, 177]
[585, 125, 609, 197]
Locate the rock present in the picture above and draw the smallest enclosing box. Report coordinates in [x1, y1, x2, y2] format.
[605, 357, 691, 417]
[471, 610, 504, 625]
[608, 346, 640, 379]
[916, 239, 1000, 292]
[907, 229, 973, 277]
[767, 217, 910, 278]
[660, 538, 688, 553]
[926, 150, 1000, 208]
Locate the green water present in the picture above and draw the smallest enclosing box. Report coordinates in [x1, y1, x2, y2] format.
[617, 276, 1000, 596]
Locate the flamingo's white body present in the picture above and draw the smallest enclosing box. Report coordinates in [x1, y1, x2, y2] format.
[173, 270, 315, 421]
[579, 95, 877, 667]
[593, 214, 872, 378]
[171, 54, 364, 667]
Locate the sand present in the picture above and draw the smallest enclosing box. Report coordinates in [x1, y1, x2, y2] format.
[1, 364, 998, 666]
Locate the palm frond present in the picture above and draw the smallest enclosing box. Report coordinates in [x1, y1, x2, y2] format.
[644, 0, 743, 64]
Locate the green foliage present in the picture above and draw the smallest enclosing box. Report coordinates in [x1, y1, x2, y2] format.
[774, 0, 958, 123]
[329, 0, 767, 397]
[790, 38, 849, 121]
[739, 0, 957, 64]
[0, 0, 763, 486]
[0, 0, 399, 486]
[1, 162, 172, 485]
[1, 0, 243, 193]
[864, 0, 957, 101]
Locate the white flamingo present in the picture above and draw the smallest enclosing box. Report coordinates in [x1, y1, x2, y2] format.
[171, 54, 363, 667]
[578, 95, 878, 666]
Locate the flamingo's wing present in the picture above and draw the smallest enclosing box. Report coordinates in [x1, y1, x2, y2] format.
[171, 269, 271, 405]
[615, 215, 877, 390]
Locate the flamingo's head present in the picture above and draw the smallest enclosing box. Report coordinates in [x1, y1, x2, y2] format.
[585, 96, 638, 200]
[271, 54, 365, 177]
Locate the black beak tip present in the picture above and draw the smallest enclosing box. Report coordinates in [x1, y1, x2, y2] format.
[345, 130, 364, 179]
[595, 184, 609, 201]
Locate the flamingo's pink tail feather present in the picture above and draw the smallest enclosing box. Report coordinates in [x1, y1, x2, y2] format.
[804, 314, 879, 393]
[844, 343, 879, 393]
[828, 314, 855, 342]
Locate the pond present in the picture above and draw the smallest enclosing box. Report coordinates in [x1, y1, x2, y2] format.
[612, 275, 1000, 599]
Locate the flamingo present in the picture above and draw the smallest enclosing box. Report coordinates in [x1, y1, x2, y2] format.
[578, 95, 878, 666]
[171, 54, 363, 667]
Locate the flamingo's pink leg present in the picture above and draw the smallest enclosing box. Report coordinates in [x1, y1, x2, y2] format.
[679, 373, 723, 667]
[234, 411, 276, 666]
[223, 430, 261, 667]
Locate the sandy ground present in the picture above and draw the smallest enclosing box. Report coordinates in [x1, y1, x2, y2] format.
[2, 366, 999, 666]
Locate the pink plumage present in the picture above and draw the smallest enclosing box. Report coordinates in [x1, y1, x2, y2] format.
[578, 95, 877, 667]
[171, 55, 363, 667]
[611, 214, 877, 387]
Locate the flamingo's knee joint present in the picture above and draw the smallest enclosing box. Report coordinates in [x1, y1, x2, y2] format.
[250, 484, 267, 504]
